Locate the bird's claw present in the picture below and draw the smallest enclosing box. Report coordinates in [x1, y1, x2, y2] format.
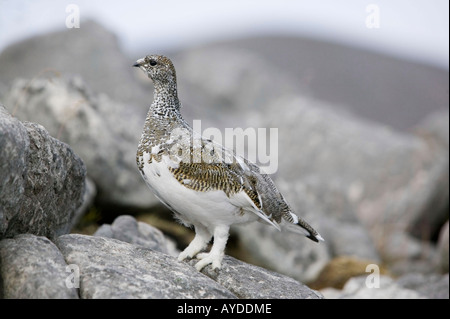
[194, 252, 222, 271]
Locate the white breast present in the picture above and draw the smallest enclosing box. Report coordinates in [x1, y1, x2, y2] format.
[140, 152, 258, 230]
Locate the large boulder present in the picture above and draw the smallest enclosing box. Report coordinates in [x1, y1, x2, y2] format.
[2, 77, 158, 208]
[172, 48, 299, 130]
[234, 221, 330, 284]
[0, 21, 162, 209]
[252, 97, 448, 274]
[173, 37, 448, 131]
[436, 220, 449, 273]
[55, 234, 235, 299]
[188, 256, 322, 299]
[55, 232, 322, 299]
[396, 273, 449, 299]
[94, 215, 179, 257]
[408, 109, 449, 240]
[0, 234, 79, 298]
[0, 20, 147, 108]
[0, 104, 86, 239]
[0, 216, 323, 299]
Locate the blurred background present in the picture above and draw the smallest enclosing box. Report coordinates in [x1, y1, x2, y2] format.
[0, 0, 448, 297]
[1, 0, 449, 67]
[0, 0, 448, 129]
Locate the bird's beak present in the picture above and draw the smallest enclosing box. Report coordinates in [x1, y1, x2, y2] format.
[133, 58, 145, 67]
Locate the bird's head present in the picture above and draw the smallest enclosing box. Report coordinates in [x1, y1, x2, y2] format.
[133, 54, 177, 86]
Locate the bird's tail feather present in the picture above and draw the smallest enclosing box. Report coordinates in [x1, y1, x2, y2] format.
[281, 213, 324, 243]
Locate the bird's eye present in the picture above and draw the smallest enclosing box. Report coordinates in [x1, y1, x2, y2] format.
[149, 60, 157, 66]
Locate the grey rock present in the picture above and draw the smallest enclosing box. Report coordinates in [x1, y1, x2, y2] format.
[55, 234, 236, 299]
[94, 215, 179, 256]
[255, 97, 448, 270]
[234, 222, 330, 284]
[177, 36, 448, 132]
[286, 180, 379, 261]
[408, 109, 449, 240]
[173, 48, 299, 130]
[93, 224, 114, 237]
[234, 167, 380, 284]
[390, 218, 444, 273]
[396, 273, 449, 299]
[0, 104, 86, 239]
[321, 275, 425, 299]
[0, 21, 160, 209]
[416, 108, 449, 148]
[0, 234, 78, 299]
[437, 221, 449, 273]
[0, 20, 147, 108]
[189, 255, 323, 299]
[382, 232, 438, 276]
[233, 97, 447, 281]
[71, 177, 97, 230]
[263, 96, 447, 228]
[2, 77, 158, 208]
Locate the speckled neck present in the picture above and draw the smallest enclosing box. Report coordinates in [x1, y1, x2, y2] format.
[137, 79, 189, 157]
[152, 80, 181, 114]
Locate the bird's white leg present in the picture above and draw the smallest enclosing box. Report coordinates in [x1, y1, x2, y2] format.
[177, 225, 212, 262]
[195, 225, 230, 271]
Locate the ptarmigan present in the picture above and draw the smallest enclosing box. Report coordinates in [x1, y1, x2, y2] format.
[133, 54, 323, 271]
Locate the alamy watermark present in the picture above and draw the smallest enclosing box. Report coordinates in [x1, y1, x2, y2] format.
[167, 120, 279, 174]
[65, 4, 80, 28]
[365, 263, 380, 288]
[366, 4, 381, 29]
[65, 264, 80, 289]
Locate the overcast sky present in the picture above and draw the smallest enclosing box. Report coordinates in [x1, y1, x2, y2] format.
[0, 0, 448, 69]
